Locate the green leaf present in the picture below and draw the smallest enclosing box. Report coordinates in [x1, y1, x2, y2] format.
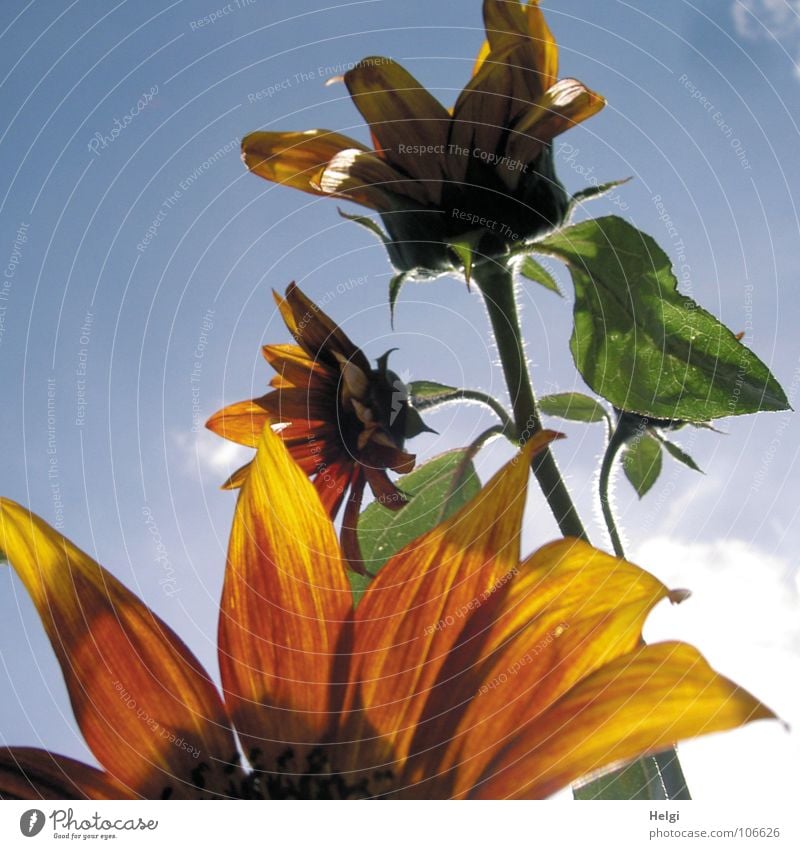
[352, 450, 481, 603]
[446, 231, 482, 285]
[518, 256, 562, 296]
[338, 208, 389, 244]
[539, 392, 609, 424]
[535, 217, 789, 421]
[389, 272, 409, 329]
[660, 437, 704, 474]
[574, 756, 667, 800]
[568, 177, 632, 214]
[621, 432, 663, 498]
[408, 380, 459, 403]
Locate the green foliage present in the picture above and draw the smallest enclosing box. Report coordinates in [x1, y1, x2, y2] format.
[622, 431, 663, 498]
[535, 217, 789, 421]
[351, 450, 481, 603]
[518, 256, 562, 296]
[539, 392, 609, 424]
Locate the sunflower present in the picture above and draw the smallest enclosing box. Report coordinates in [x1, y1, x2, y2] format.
[0, 427, 772, 799]
[207, 283, 430, 572]
[241, 0, 604, 274]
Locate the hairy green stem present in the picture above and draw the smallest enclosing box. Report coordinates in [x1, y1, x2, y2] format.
[473, 260, 587, 542]
[414, 388, 515, 432]
[598, 421, 628, 558]
[474, 258, 690, 801]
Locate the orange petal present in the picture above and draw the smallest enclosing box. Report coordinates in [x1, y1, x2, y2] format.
[219, 422, 353, 769]
[483, 0, 558, 91]
[206, 399, 270, 447]
[262, 343, 332, 387]
[343, 58, 450, 202]
[317, 147, 430, 208]
[221, 461, 252, 490]
[507, 77, 606, 163]
[415, 539, 674, 795]
[241, 128, 379, 207]
[0, 748, 134, 800]
[471, 642, 775, 799]
[275, 283, 371, 374]
[313, 460, 354, 518]
[0, 501, 239, 799]
[346, 432, 559, 769]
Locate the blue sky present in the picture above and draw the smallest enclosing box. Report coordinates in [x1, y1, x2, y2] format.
[1, 0, 799, 801]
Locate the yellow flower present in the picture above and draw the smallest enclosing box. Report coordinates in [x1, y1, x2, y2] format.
[241, 0, 604, 273]
[0, 429, 772, 799]
[206, 283, 428, 571]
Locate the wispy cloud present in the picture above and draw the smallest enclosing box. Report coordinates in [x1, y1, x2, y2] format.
[171, 428, 251, 482]
[732, 0, 800, 75]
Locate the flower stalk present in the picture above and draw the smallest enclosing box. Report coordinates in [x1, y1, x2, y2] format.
[473, 259, 587, 541]
[474, 257, 692, 801]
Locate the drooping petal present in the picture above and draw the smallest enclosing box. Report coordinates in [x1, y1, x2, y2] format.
[0, 501, 239, 799]
[275, 283, 372, 375]
[343, 58, 450, 201]
[261, 343, 333, 387]
[0, 748, 132, 800]
[345, 432, 559, 768]
[506, 77, 605, 164]
[219, 423, 353, 768]
[206, 399, 270, 447]
[409, 539, 678, 795]
[241, 129, 389, 210]
[470, 641, 775, 799]
[482, 0, 557, 91]
[317, 148, 430, 208]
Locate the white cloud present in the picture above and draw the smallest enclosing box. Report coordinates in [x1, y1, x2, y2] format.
[633, 535, 800, 801]
[733, 0, 800, 39]
[171, 428, 251, 481]
[732, 0, 800, 76]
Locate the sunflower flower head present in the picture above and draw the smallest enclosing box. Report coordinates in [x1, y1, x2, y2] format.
[206, 283, 433, 571]
[0, 428, 775, 800]
[242, 0, 605, 276]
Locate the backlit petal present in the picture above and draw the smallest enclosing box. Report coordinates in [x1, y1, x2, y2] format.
[416, 540, 675, 795]
[219, 423, 352, 767]
[507, 78, 605, 163]
[0, 501, 238, 798]
[472, 642, 775, 799]
[346, 432, 559, 768]
[344, 58, 450, 200]
[241, 129, 370, 201]
[206, 399, 270, 448]
[275, 283, 371, 374]
[0, 748, 132, 800]
[318, 148, 430, 208]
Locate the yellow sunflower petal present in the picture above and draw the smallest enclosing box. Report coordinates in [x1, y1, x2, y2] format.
[206, 399, 270, 448]
[219, 421, 352, 769]
[343, 57, 450, 199]
[221, 461, 252, 490]
[483, 0, 558, 89]
[471, 641, 775, 799]
[241, 129, 387, 210]
[0, 501, 239, 798]
[0, 748, 133, 800]
[261, 343, 331, 386]
[317, 148, 430, 208]
[346, 432, 559, 768]
[507, 77, 605, 163]
[412, 539, 674, 795]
